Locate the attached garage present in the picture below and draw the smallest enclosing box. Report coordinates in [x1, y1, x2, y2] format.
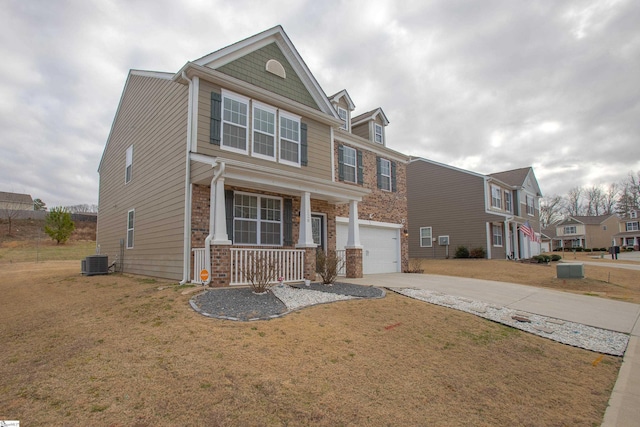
[336, 219, 402, 274]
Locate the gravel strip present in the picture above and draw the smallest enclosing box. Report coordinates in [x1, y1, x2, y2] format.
[290, 281, 385, 298]
[393, 288, 629, 356]
[271, 284, 356, 310]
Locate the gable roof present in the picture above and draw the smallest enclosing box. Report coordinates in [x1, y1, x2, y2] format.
[560, 214, 617, 226]
[188, 26, 336, 118]
[351, 107, 390, 126]
[489, 167, 542, 197]
[0, 191, 33, 205]
[329, 89, 355, 110]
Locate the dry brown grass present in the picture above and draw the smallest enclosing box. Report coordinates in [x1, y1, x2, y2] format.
[0, 261, 621, 426]
[415, 253, 640, 304]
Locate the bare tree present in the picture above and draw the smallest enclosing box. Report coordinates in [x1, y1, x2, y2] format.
[601, 183, 618, 215]
[564, 186, 583, 217]
[540, 195, 564, 226]
[585, 185, 604, 216]
[616, 172, 640, 215]
[64, 204, 99, 214]
[0, 202, 23, 236]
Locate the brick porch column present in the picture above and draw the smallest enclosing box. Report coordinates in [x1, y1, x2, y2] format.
[303, 247, 317, 282]
[211, 245, 231, 287]
[345, 247, 363, 278]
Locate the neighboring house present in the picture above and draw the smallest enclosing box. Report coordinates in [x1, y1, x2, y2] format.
[0, 191, 34, 211]
[540, 225, 557, 253]
[553, 215, 618, 250]
[614, 207, 640, 250]
[97, 26, 408, 285]
[407, 160, 542, 260]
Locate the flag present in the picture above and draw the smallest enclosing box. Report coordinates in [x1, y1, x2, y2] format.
[520, 221, 535, 240]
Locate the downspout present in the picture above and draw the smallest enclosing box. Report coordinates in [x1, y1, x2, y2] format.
[203, 161, 225, 286]
[180, 71, 194, 285]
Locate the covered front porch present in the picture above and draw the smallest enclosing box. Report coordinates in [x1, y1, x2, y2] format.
[188, 154, 370, 286]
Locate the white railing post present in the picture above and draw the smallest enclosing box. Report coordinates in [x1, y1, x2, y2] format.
[228, 248, 305, 285]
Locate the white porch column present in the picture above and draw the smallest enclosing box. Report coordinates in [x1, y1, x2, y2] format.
[212, 177, 231, 245]
[297, 191, 316, 248]
[504, 220, 511, 259]
[346, 200, 362, 248]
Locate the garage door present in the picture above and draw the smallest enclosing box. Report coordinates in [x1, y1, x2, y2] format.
[336, 223, 400, 274]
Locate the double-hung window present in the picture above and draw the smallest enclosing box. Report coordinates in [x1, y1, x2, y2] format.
[126, 209, 135, 249]
[564, 226, 576, 234]
[221, 91, 249, 153]
[492, 224, 503, 246]
[279, 112, 301, 166]
[252, 102, 276, 160]
[233, 193, 282, 245]
[420, 227, 432, 247]
[374, 123, 383, 144]
[631, 211, 637, 219]
[338, 107, 348, 130]
[526, 195, 535, 216]
[626, 222, 639, 232]
[342, 146, 357, 183]
[491, 185, 502, 209]
[379, 158, 391, 191]
[504, 191, 512, 212]
[125, 145, 133, 184]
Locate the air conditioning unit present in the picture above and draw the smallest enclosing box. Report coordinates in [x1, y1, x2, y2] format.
[438, 235, 450, 246]
[81, 255, 109, 276]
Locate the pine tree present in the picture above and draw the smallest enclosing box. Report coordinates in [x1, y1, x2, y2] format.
[44, 207, 75, 244]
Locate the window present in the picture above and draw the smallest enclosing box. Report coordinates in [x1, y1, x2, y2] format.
[420, 227, 432, 247]
[279, 112, 300, 166]
[564, 226, 577, 234]
[526, 195, 535, 216]
[631, 211, 638, 219]
[492, 224, 503, 246]
[379, 158, 391, 191]
[504, 191, 512, 212]
[374, 123, 384, 144]
[126, 209, 135, 249]
[252, 103, 276, 160]
[337, 107, 348, 130]
[221, 91, 249, 153]
[125, 145, 133, 184]
[233, 193, 281, 245]
[491, 185, 502, 209]
[626, 222, 639, 232]
[342, 146, 357, 183]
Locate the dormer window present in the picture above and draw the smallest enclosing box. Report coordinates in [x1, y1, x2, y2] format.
[631, 210, 638, 219]
[374, 123, 383, 144]
[337, 107, 348, 131]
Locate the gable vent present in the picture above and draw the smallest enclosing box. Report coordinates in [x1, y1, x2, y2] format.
[266, 59, 286, 79]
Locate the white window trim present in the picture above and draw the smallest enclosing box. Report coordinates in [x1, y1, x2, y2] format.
[221, 89, 250, 155]
[564, 225, 577, 235]
[233, 192, 283, 246]
[278, 110, 301, 168]
[526, 194, 535, 216]
[504, 191, 512, 213]
[627, 222, 639, 232]
[342, 145, 357, 183]
[491, 185, 502, 209]
[631, 211, 637, 219]
[125, 145, 133, 184]
[251, 101, 277, 162]
[374, 123, 384, 144]
[420, 226, 433, 247]
[337, 107, 349, 131]
[380, 158, 391, 192]
[126, 209, 135, 249]
[492, 224, 503, 247]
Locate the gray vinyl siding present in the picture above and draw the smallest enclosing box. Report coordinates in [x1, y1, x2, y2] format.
[351, 122, 369, 140]
[407, 160, 502, 259]
[97, 73, 188, 280]
[195, 79, 332, 181]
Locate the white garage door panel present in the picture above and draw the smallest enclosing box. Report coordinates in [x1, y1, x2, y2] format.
[336, 223, 400, 274]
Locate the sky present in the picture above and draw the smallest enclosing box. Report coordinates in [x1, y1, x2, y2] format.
[1, 0, 639, 208]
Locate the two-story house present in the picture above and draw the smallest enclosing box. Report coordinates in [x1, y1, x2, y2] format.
[553, 215, 618, 250]
[613, 208, 640, 250]
[97, 26, 408, 285]
[407, 160, 542, 260]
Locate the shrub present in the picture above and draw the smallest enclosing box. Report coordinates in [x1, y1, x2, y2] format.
[469, 247, 486, 259]
[584, 248, 592, 252]
[454, 246, 469, 259]
[240, 252, 280, 294]
[551, 254, 562, 262]
[540, 254, 551, 263]
[316, 249, 345, 285]
[405, 258, 424, 273]
[44, 207, 75, 244]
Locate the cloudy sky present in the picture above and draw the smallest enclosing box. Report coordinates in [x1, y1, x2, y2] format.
[1, 0, 639, 207]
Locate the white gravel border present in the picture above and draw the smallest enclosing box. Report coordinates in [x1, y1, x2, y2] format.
[271, 284, 356, 310]
[394, 288, 629, 356]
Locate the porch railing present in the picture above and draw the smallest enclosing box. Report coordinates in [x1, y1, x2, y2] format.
[231, 248, 305, 286]
[336, 249, 346, 276]
[192, 248, 206, 284]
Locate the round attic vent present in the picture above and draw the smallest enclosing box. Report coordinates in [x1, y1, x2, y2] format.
[266, 59, 286, 79]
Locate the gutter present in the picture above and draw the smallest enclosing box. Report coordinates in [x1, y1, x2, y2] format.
[203, 161, 225, 286]
[179, 71, 194, 285]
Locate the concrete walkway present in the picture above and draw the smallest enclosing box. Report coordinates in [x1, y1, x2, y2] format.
[341, 273, 640, 426]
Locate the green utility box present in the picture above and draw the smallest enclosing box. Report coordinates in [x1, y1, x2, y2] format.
[557, 263, 584, 279]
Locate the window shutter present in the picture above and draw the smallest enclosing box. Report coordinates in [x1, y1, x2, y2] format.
[225, 190, 234, 242]
[283, 198, 293, 246]
[300, 123, 308, 166]
[376, 157, 382, 189]
[357, 149, 364, 185]
[338, 145, 344, 181]
[210, 92, 222, 145]
[391, 161, 397, 192]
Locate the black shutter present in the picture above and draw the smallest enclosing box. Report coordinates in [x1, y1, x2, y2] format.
[300, 123, 308, 166]
[376, 156, 382, 189]
[357, 149, 364, 185]
[338, 145, 344, 181]
[391, 161, 397, 192]
[210, 92, 222, 145]
[225, 190, 234, 243]
[283, 198, 293, 246]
